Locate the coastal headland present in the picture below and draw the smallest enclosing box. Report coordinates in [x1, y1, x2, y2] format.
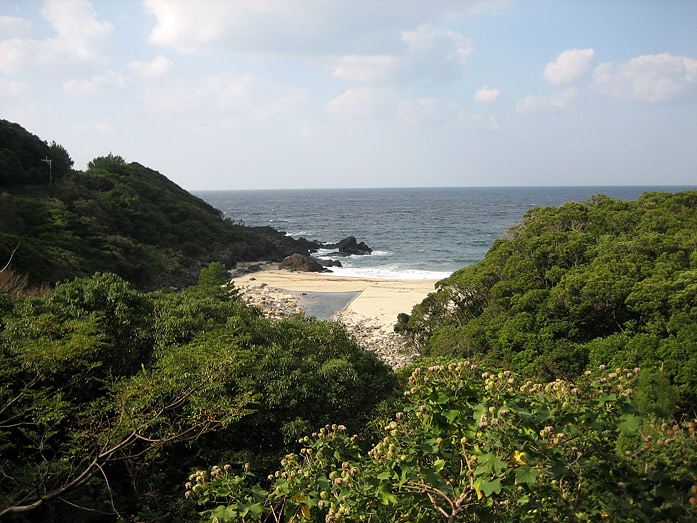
[231, 262, 437, 368]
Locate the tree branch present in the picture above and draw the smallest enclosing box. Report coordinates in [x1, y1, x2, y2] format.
[0, 242, 20, 273]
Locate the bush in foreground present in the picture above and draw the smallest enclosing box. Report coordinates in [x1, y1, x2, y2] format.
[189, 363, 697, 522]
[0, 269, 396, 521]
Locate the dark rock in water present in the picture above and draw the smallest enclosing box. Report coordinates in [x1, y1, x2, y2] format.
[248, 226, 324, 259]
[321, 259, 343, 268]
[279, 254, 327, 272]
[338, 236, 372, 255]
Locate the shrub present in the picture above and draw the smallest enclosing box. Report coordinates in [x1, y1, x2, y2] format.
[189, 363, 697, 522]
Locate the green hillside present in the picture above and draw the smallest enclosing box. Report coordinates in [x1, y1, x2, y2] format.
[0, 120, 298, 289]
[397, 190, 697, 411]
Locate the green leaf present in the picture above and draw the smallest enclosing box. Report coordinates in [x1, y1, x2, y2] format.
[433, 459, 446, 472]
[398, 463, 413, 486]
[376, 471, 391, 480]
[597, 393, 617, 407]
[250, 502, 265, 518]
[443, 409, 460, 422]
[618, 413, 641, 435]
[377, 483, 397, 505]
[211, 505, 237, 522]
[480, 478, 502, 497]
[423, 468, 446, 490]
[476, 453, 508, 475]
[418, 442, 438, 454]
[515, 465, 539, 487]
[472, 402, 487, 422]
[251, 485, 268, 501]
[238, 501, 255, 517]
[317, 474, 330, 490]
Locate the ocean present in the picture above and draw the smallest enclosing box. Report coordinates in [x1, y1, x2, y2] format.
[195, 186, 695, 280]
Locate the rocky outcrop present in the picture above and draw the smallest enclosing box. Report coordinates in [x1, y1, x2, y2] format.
[279, 253, 326, 272]
[325, 236, 373, 256]
[339, 236, 372, 255]
[320, 259, 343, 268]
[248, 226, 323, 259]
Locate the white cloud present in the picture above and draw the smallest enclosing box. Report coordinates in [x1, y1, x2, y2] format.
[516, 87, 580, 113]
[333, 55, 397, 83]
[544, 48, 595, 85]
[474, 86, 500, 103]
[67, 121, 113, 135]
[326, 87, 398, 121]
[40, 0, 114, 62]
[296, 120, 318, 137]
[213, 75, 258, 110]
[0, 16, 32, 38]
[396, 97, 444, 126]
[139, 74, 306, 123]
[255, 88, 309, 119]
[63, 70, 126, 95]
[128, 55, 174, 78]
[332, 26, 473, 84]
[401, 26, 473, 81]
[0, 39, 37, 75]
[593, 52, 697, 102]
[144, 0, 474, 61]
[469, 114, 502, 132]
[0, 78, 27, 97]
[144, 0, 350, 55]
[0, 0, 113, 75]
[326, 88, 498, 132]
[140, 83, 200, 114]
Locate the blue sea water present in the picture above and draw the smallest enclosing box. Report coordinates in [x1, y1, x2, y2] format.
[195, 186, 695, 280]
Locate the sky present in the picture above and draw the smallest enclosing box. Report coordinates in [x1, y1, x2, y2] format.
[0, 0, 696, 191]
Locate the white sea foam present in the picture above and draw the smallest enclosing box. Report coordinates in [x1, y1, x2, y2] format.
[326, 266, 452, 281]
[314, 248, 392, 258]
[285, 230, 311, 237]
[313, 248, 335, 258]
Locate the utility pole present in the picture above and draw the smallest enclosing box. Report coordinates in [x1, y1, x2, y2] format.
[41, 157, 52, 187]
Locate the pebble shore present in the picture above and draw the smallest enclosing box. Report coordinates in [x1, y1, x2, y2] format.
[234, 275, 418, 369]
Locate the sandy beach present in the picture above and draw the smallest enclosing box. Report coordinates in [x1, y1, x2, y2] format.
[230, 263, 439, 367]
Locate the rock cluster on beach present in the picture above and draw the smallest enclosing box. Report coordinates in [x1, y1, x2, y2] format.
[233, 273, 418, 369]
[333, 308, 418, 369]
[279, 253, 327, 273]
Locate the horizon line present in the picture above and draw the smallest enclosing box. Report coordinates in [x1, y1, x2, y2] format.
[190, 184, 697, 193]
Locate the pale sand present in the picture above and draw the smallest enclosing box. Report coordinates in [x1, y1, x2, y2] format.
[231, 269, 437, 331]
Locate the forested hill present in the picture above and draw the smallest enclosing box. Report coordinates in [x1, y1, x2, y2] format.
[398, 190, 697, 410]
[0, 120, 307, 289]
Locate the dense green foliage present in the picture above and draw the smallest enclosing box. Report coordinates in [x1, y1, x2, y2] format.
[0, 164, 251, 287]
[0, 120, 316, 290]
[0, 120, 73, 186]
[0, 270, 396, 520]
[87, 153, 127, 171]
[4, 118, 697, 521]
[189, 363, 697, 522]
[396, 191, 697, 413]
[0, 121, 284, 288]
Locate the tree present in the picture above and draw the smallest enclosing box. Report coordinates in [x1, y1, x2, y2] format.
[0, 270, 397, 520]
[402, 191, 697, 410]
[87, 153, 127, 171]
[48, 140, 74, 179]
[0, 273, 253, 519]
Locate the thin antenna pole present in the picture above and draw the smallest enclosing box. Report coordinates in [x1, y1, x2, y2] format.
[41, 157, 52, 187]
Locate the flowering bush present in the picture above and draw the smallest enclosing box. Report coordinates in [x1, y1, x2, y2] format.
[188, 363, 697, 522]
